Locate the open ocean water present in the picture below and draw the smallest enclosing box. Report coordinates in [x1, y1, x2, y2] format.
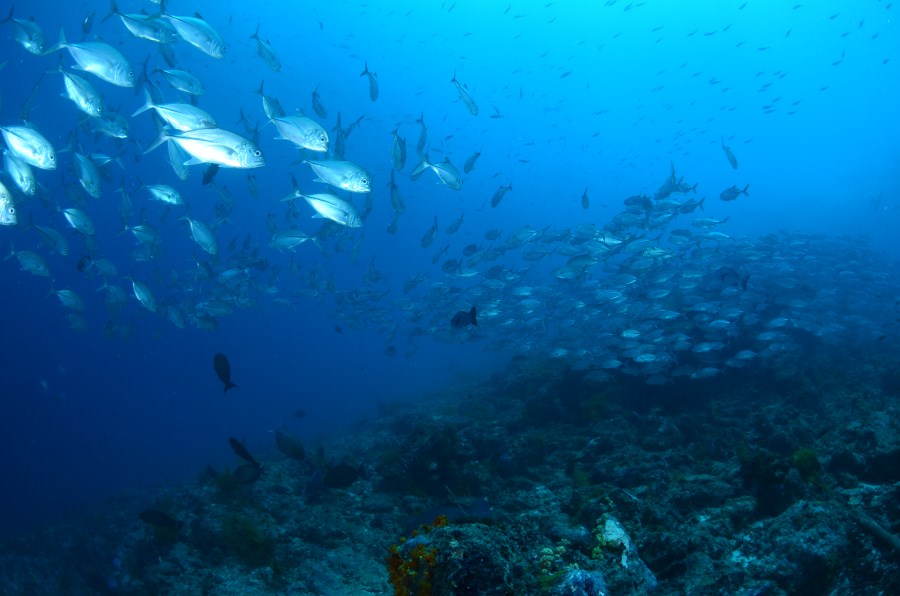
[0, 0, 898, 594]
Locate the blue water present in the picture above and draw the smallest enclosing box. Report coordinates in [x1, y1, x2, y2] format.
[0, 0, 897, 538]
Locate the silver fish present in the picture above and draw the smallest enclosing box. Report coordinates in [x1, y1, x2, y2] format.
[1, 7, 45, 55]
[7, 246, 49, 276]
[412, 154, 462, 190]
[250, 25, 281, 71]
[144, 184, 182, 205]
[4, 150, 36, 195]
[491, 184, 513, 208]
[270, 228, 318, 251]
[131, 279, 157, 312]
[166, 141, 191, 180]
[272, 116, 329, 152]
[164, 14, 226, 58]
[33, 224, 69, 255]
[451, 71, 478, 116]
[90, 111, 129, 139]
[147, 128, 265, 169]
[391, 128, 407, 171]
[73, 152, 101, 198]
[0, 123, 55, 170]
[311, 86, 328, 119]
[62, 207, 95, 235]
[0, 181, 16, 226]
[132, 89, 216, 131]
[721, 136, 738, 170]
[303, 193, 362, 228]
[106, 1, 178, 44]
[304, 159, 371, 193]
[155, 68, 205, 95]
[182, 217, 217, 254]
[50, 29, 134, 88]
[59, 70, 103, 117]
[256, 81, 285, 119]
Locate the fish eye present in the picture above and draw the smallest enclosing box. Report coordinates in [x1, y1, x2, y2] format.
[128, 71, 134, 78]
[254, 150, 261, 156]
[361, 178, 369, 185]
[49, 154, 55, 161]
[8, 207, 14, 214]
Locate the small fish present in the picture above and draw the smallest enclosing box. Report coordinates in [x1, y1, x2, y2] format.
[249, 24, 281, 71]
[463, 146, 482, 174]
[412, 154, 463, 190]
[1, 123, 56, 170]
[182, 217, 217, 254]
[312, 86, 328, 119]
[721, 136, 739, 169]
[1, 7, 46, 55]
[58, 70, 104, 117]
[415, 113, 428, 158]
[132, 89, 217, 131]
[719, 184, 749, 201]
[391, 128, 407, 171]
[105, 1, 179, 44]
[274, 427, 304, 460]
[48, 28, 134, 88]
[163, 13, 226, 58]
[272, 115, 329, 153]
[360, 61, 378, 101]
[421, 216, 438, 248]
[451, 305, 478, 329]
[131, 279, 157, 312]
[155, 68, 205, 95]
[145, 128, 265, 169]
[81, 10, 95, 34]
[303, 159, 370, 193]
[202, 163, 219, 185]
[302, 193, 362, 228]
[214, 353, 238, 393]
[715, 266, 750, 289]
[292, 408, 307, 418]
[228, 437, 259, 466]
[450, 71, 479, 115]
[581, 187, 590, 209]
[491, 184, 513, 208]
[139, 509, 182, 529]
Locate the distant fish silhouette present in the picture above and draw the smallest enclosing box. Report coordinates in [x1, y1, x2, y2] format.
[450, 306, 477, 329]
[213, 353, 238, 393]
[228, 437, 260, 467]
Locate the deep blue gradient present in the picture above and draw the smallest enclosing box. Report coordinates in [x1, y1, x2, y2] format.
[0, 0, 897, 537]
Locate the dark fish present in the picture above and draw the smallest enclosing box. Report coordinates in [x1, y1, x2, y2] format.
[202, 163, 220, 185]
[581, 187, 590, 209]
[721, 136, 739, 169]
[335, 325, 343, 334]
[491, 183, 512, 208]
[451, 305, 478, 329]
[323, 462, 361, 488]
[385, 345, 397, 357]
[463, 146, 482, 174]
[232, 462, 262, 485]
[139, 509, 182, 529]
[360, 61, 378, 101]
[311, 85, 327, 119]
[213, 353, 238, 393]
[716, 266, 750, 290]
[228, 437, 260, 467]
[82, 10, 96, 34]
[292, 408, 306, 418]
[719, 184, 749, 201]
[76, 255, 93, 272]
[274, 427, 304, 460]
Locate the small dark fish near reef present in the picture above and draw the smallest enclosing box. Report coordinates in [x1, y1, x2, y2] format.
[213, 353, 238, 393]
[274, 426, 305, 460]
[139, 509, 182, 529]
[228, 437, 263, 484]
[450, 305, 477, 329]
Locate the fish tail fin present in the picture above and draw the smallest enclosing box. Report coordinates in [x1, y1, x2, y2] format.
[256, 80, 265, 95]
[250, 24, 260, 40]
[224, 382, 237, 394]
[469, 305, 477, 326]
[360, 61, 369, 77]
[411, 154, 431, 177]
[44, 27, 66, 55]
[102, 0, 119, 23]
[742, 184, 750, 195]
[741, 275, 750, 290]
[142, 128, 170, 155]
[698, 197, 705, 211]
[451, 70, 457, 84]
[0, 6, 12, 25]
[131, 87, 155, 118]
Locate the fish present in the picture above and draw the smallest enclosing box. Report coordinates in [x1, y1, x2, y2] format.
[182, 217, 217, 254]
[450, 305, 478, 329]
[360, 61, 378, 101]
[155, 68, 205, 95]
[421, 216, 438, 248]
[715, 266, 750, 290]
[249, 24, 281, 71]
[62, 208, 95, 235]
[256, 81, 285, 120]
[446, 213, 464, 235]
[0, 182, 16, 226]
[415, 113, 428, 158]
[389, 170, 406, 214]
[721, 136, 739, 169]
[303, 159, 371, 193]
[228, 437, 259, 467]
[270, 228, 318, 251]
[131, 279, 157, 312]
[463, 146, 482, 174]
[311, 86, 328, 119]
[581, 187, 590, 209]
[272, 116, 329, 153]
[302, 193, 362, 228]
[73, 153, 101, 198]
[163, 13, 226, 58]
[4, 150, 36, 195]
[58, 70, 104, 117]
[491, 184, 513, 208]
[323, 462, 361, 488]
[0, 124, 56, 170]
[719, 184, 749, 201]
[145, 128, 265, 169]
[132, 89, 217, 131]
[81, 10, 95, 34]
[292, 409, 307, 418]
[450, 71, 479, 115]
[1, 7, 45, 55]
[144, 184, 182, 205]
[6, 245, 49, 276]
[412, 154, 463, 190]
[214, 353, 238, 393]
[391, 128, 407, 171]
[105, 2, 178, 44]
[139, 509, 182, 529]
[274, 427, 305, 460]
[48, 29, 134, 88]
